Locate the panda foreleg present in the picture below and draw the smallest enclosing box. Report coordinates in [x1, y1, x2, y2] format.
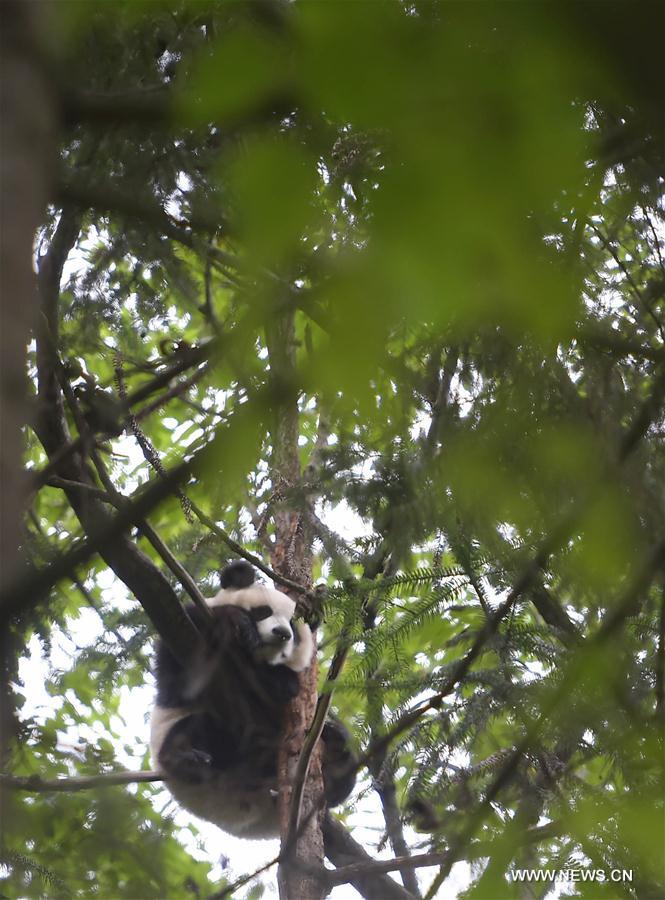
[271, 666, 301, 704]
[159, 712, 239, 783]
[210, 604, 264, 655]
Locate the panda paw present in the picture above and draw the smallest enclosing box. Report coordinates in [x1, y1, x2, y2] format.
[212, 604, 261, 653]
[182, 748, 213, 767]
[162, 746, 213, 783]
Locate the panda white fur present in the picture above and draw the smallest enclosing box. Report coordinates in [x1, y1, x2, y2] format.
[150, 560, 355, 839]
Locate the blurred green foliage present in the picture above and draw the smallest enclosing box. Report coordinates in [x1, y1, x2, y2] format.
[4, 0, 664, 898]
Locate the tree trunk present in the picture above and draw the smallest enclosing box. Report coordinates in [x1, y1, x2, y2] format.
[266, 312, 325, 900]
[0, 0, 54, 590]
[0, 0, 55, 844]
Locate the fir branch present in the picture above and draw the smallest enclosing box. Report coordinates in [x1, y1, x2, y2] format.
[379, 566, 468, 593]
[430, 540, 665, 886]
[0, 845, 71, 896]
[354, 362, 665, 776]
[357, 577, 469, 677]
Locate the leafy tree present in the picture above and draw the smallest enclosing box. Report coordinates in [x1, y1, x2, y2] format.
[1, 2, 664, 899]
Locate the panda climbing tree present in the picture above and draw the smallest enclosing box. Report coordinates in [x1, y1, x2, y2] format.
[150, 559, 356, 839]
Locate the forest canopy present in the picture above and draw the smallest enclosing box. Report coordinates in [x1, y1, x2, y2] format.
[1, 1, 664, 899]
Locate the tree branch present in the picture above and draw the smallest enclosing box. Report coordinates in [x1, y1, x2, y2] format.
[26, 344, 212, 497]
[59, 354, 209, 617]
[0, 769, 163, 792]
[56, 178, 238, 275]
[325, 821, 563, 886]
[1, 448, 198, 652]
[322, 814, 416, 900]
[656, 586, 665, 718]
[187, 497, 313, 599]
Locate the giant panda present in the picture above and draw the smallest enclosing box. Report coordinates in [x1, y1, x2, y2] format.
[150, 560, 356, 838]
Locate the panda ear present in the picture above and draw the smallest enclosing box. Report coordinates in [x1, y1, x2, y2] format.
[288, 621, 315, 672]
[220, 560, 256, 589]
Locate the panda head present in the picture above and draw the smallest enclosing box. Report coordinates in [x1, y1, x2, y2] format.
[209, 561, 314, 671]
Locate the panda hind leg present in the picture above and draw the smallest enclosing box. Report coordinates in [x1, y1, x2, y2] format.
[159, 712, 238, 783]
[321, 719, 357, 808]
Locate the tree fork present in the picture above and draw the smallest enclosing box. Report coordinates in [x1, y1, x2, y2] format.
[266, 311, 326, 900]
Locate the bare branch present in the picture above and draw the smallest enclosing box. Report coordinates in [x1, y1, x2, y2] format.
[26, 344, 212, 497]
[133, 364, 210, 424]
[24, 208, 206, 661]
[45, 475, 114, 503]
[0, 769, 163, 792]
[326, 822, 564, 886]
[322, 814, 416, 900]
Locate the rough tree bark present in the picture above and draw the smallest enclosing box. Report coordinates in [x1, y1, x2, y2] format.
[266, 311, 326, 900]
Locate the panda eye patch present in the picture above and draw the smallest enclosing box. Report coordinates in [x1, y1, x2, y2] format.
[250, 605, 273, 622]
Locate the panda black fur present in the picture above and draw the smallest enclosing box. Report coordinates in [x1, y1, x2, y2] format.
[150, 560, 356, 838]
